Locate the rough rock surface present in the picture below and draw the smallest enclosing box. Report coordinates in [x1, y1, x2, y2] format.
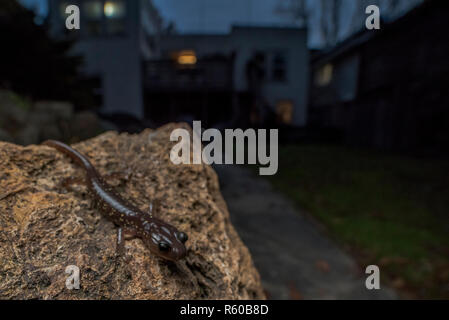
[0, 123, 264, 299]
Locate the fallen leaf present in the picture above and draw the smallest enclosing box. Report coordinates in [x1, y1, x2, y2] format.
[315, 260, 331, 273]
[288, 282, 303, 300]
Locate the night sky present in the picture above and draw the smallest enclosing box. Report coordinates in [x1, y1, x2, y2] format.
[19, 0, 328, 47]
[20, 0, 304, 31]
[19, 0, 422, 48]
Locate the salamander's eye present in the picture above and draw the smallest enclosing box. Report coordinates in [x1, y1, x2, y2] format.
[177, 232, 188, 243]
[158, 242, 170, 252]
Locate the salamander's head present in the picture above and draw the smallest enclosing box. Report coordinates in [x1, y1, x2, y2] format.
[141, 218, 188, 261]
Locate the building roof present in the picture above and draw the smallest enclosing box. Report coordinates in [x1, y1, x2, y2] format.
[162, 24, 305, 38]
[231, 24, 306, 32]
[311, 0, 439, 66]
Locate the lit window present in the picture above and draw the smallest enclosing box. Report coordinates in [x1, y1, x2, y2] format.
[104, 1, 126, 35]
[84, 1, 102, 20]
[315, 64, 333, 86]
[104, 1, 126, 19]
[176, 50, 197, 65]
[276, 100, 294, 125]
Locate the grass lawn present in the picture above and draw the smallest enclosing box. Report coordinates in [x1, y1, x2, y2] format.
[264, 144, 449, 299]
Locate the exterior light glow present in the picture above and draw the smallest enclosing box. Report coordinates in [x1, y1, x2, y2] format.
[177, 51, 197, 65]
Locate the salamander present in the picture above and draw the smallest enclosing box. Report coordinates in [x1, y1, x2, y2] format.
[43, 140, 188, 261]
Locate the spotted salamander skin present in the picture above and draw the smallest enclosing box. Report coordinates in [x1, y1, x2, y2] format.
[43, 140, 187, 261]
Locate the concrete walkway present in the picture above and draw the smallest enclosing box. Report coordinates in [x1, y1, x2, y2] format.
[214, 165, 396, 300]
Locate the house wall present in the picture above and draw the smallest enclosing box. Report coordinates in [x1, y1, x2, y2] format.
[311, 53, 360, 107]
[310, 0, 449, 154]
[360, 1, 449, 152]
[231, 27, 309, 127]
[48, 0, 160, 119]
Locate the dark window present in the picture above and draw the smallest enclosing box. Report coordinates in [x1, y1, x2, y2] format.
[105, 19, 126, 35]
[254, 51, 266, 80]
[84, 1, 103, 20]
[272, 52, 287, 82]
[84, 0, 103, 35]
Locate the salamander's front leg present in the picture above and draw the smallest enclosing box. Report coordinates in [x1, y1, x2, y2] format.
[148, 199, 161, 218]
[116, 227, 137, 262]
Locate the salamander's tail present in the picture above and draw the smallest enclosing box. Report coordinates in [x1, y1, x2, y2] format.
[42, 140, 97, 175]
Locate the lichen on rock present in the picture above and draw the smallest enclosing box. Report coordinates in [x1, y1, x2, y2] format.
[0, 123, 265, 299]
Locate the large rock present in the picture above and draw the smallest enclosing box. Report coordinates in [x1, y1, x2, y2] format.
[0, 124, 265, 299]
[0, 90, 105, 145]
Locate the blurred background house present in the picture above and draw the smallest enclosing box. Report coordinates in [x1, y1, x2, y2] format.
[309, 0, 449, 155]
[47, 0, 163, 119]
[2, 0, 448, 300]
[46, 0, 308, 129]
[147, 26, 308, 128]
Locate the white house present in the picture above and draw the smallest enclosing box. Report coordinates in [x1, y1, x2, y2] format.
[158, 26, 309, 126]
[47, 0, 162, 118]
